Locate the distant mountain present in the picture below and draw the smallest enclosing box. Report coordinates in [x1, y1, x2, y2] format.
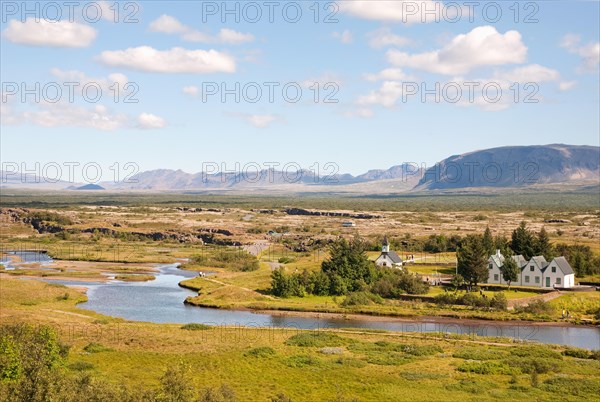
[104, 164, 422, 191]
[74, 184, 105, 190]
[415, 144, 599, 190]
[2, 144, 598, 193]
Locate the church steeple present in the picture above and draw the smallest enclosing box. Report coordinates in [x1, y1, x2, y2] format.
[382, 235, 390, 253]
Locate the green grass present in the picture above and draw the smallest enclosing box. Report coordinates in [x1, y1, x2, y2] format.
[3, 276, 600, 401]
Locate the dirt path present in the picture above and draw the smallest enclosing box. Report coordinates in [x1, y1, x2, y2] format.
[243, 241, 270, 256]
[201, 276, 275, 300]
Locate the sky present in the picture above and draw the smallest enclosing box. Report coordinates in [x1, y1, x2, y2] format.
[1, 0, 599, 182]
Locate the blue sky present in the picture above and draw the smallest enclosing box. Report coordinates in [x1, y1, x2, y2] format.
[1, 1, 599, 181]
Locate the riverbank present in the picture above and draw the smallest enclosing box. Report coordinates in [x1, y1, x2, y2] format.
[2, 275, 600, 401]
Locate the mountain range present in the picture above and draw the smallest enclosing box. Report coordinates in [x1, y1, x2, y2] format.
[2, 144, 598, 193]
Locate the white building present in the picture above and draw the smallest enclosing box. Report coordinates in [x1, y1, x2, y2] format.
[374, 236, 403, 268]
[484, 250, 575, 288]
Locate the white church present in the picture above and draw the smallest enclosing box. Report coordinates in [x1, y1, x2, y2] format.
[374, 236, 403, 268]
[484, 249, 575, 288]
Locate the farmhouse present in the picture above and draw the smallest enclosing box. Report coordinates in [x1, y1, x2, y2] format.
[484, 250, 575, 288]
[374, 236, 403, 268]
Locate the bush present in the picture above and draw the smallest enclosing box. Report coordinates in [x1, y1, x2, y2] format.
[400, 344, 442, 356]
[562, 348, 590, 359]
[515, 300, 554, 315]
[434, 293, 459, 306]
[341, 291, 383, 306]
[458, 361, 513, 375]
[245, 347, 276, 358]
[278, 256, 295, 264]
[181, 323, 211, 331]
[490, 292, 508, 310]
[83, 342, 113, 353]
[452, 347, 504, 361]
[285, 332, 347, 348]
[285, 355, 322, 368]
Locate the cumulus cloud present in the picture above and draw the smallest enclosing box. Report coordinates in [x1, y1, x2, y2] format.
[138, 113, 167, 129]
[367, 28, 411, 48]
[50, 69, 129, 93]
[332, 30, 353, 44]
[2, 100, 166, 131]
[387, 26, 527, 75]
[98, 46, 236, 74]
[354, 63, 563, 112]
[3, 19, 97, 48]
[340, 0, 447, 23]
[357, 81, 404, 108]
[560, 34, 600, 72]
[363, 68, 415, 82]
[149, 14, 254, 44]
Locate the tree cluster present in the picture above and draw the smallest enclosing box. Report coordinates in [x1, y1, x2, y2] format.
[271, 237, 428, 298]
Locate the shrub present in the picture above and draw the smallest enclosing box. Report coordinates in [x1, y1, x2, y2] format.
[515, 299, 554, 315]
[83, 343, 113, 353]
[562, 348, 590, 359]
[336, 357, 367, 368]
[284, 355, 322, 368]
[285, 332, 346, 348]
[490, 292, 508, 310]
[452, 347, 504, 361]
[181, 323, 211, 331]
[434, 293, 458, 306]
[458, 361, 513, 375]
[341, 291, 383, 306]
[278, 256, 295, 264]
[400, 344, 442, 356]
[245, 347, 276, 358]
[540, 376, 600, 396]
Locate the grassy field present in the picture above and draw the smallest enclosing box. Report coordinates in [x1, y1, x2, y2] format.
[1, 276, 599, 401]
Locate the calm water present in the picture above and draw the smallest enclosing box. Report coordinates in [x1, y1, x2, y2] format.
[0, 251, 53, 269]
[46, 263, 600, 350]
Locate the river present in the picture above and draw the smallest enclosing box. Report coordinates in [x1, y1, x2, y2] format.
[42, 263, 600, 350]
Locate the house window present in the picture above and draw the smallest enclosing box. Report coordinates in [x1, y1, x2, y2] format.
[530, 266, 535, 271]
[556, 278, 561, 285]
[489, 264, 493, 270]
[494, 274, 499, 281]
[535, 276, 540, 284]
[525, 276, 530, 283]
[551, 267, 556, 273]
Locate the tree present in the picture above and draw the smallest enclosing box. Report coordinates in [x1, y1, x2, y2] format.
[482, 226, 495, 257]
[500, 251, 520, 290]
[535, 227, 554, 260]
[511, 221, 536, 259]
[321, 237, 375, 292]
[456, 235, 489, 289]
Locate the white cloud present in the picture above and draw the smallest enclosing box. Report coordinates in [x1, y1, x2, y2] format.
[387, 26, 527, 75]
[367, 28, 411, 49]
[50, 69, 129, 93]
[560, 34, 600, 72]
[3, 19, 97, 48]
[364, 68, 415, 82]
[216, 28, 254, 45]
[231, 113, 278, 128]
[355, 64, 563, 112]
[98, 46, 236, 74]
[332, 30, 353, 44]
[2, 100, 166, 131]
[149, 14, 254, 45]
[138, 113, 167, 129]
[559, 81, 577, 91]
[357, 81, 404, 108]
[340, 0, 446, 23]
[491, 64, 559, 83]
[182, 86, 199, 96]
